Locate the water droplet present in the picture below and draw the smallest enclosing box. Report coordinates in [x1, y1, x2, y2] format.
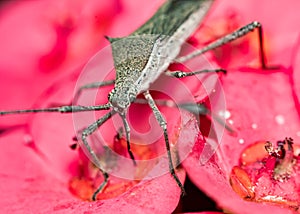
[296, 131, 300, 137]
[239, 138, 245, 144]
[166, 100, 173, 107]
[228, 119, 234, 125]
[275, 115, 285, 125]
[251, 123, 258, 129]
[219, 110, 231, 119]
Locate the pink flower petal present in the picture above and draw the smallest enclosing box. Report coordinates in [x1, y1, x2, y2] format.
[0, 128, 185, 214]
[0, 105, 188, 213]
[0, 2, 191, 213]
[291, 37, 300, 114]
[183, 66, 300, 213]
[3, 0, 298, 212]
[0, 0, 121, 127]
[187, 0, 299, 70]
[181, 0, 300, 211]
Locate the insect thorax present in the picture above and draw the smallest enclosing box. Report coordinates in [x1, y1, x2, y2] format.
[106, 35, 158, 111]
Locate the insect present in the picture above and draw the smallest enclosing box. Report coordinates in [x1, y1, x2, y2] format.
[0, 0, 268, 200]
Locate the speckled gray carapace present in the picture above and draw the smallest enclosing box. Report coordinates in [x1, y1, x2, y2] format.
[106, 0, 213, 112]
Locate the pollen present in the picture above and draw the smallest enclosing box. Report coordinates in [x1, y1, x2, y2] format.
[230, 138, 300, 211]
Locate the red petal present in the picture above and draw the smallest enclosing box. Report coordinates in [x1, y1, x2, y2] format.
[0, 128, 185, 213]
[205, 0, 299, 68]
[183, 66, 300, 213]
[0, 0, 120, 126]
[183, 2, 300, 211]
[291, 37, 300, 114]
[0, 0, 190, 213]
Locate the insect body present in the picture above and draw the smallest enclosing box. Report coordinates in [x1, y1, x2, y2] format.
[83, 0, 215, 199]
[108, 0, 214, 104]
[0, 0, 268, 200]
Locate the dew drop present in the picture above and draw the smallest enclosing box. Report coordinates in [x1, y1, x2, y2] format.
[275, 115, 285, 125]
[251, 123, 258, 129]
[228, 119, 234, 125]
[239, 138, 245, 144]
[219, 110, 231, 119]
[166, 100, 174, 107]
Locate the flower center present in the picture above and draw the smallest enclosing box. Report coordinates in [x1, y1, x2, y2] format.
[265, 137, 296, 181]
[68, 131, 157, 201]
[230, 137, 300, 211]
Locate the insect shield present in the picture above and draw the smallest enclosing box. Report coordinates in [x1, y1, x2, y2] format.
[72, 34, 227, 183]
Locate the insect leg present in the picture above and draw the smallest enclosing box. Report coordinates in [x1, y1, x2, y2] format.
[80, 110, 116, 201]
[165, 68, 226, 78]
[143, 91, 186, 195]
[74, 80, 115, 101]
[134, 98, 208, 115]
[176, 21, 268, 69]
[133, 98, 235, 134]
[120, 115, 136, 165]
[0, 104, 111, 115]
